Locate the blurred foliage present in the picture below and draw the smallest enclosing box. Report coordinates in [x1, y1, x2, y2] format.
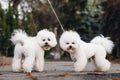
[0, 2, 36, 56]
[101, 0, 120, 58]
[0, 0, 120, 58]
[58, 0, 105, 41]
[0, 3, 15, 56]
[54, 0, 120, 58]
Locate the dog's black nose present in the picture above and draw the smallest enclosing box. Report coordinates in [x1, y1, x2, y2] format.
[69, 46, 72, 48]
[45, 42, 48, 45]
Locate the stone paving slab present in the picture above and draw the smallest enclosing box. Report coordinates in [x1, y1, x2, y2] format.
[0, 61, 120, 80]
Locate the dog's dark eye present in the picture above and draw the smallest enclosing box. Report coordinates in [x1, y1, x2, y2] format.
[66, 42, 69, 45]
[43, 39, 45, 41]
[72, 42, 75, 44]
[48, 38, 50, 41]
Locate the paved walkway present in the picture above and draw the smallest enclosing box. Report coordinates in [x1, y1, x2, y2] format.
[0, 61, 120, 80]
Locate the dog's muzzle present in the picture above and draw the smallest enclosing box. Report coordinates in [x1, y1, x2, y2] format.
[67, 46, 75, 53]
[42, 42, 51, 50]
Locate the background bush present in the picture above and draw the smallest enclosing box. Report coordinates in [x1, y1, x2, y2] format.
[0, 0, 120, 59]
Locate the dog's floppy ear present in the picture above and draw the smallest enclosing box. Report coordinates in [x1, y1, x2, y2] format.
[49, 32, 57, 47]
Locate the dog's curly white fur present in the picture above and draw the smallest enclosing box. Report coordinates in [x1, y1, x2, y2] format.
[59, 31, 114, 72]
[10, 29, 57, 73]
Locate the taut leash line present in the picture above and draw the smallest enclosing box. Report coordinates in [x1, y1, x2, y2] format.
[47, 0, 65, 32]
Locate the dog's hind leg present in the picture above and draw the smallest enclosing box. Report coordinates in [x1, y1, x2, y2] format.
[91, 56, 100, 72]
[12, 57, 22, 72]
[94, 52, 111, 72]
[12, 46, 22, 72]
[22, 51, 35, 73]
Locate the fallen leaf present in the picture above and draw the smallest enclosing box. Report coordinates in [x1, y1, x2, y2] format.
[113, 78, 120, 80]
[29, 76, 38, 80]
[26, 72, 38, 80]
[0, 56, 12, 66]
[25, 72, 32, 76]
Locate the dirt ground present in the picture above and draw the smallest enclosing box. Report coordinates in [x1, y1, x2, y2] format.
[0, 57, 120, 80]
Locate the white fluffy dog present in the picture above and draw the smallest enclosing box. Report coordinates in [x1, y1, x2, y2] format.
[10, 29, 57, 73]
[60, 31, 114, 72]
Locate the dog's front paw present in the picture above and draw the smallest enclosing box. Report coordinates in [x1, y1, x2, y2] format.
[13, 69, 21, 72]
[74, 63, 84, 72]
[74, 67, 84, 72]
[35, 69, 43, 72]
[12, 67, 21, 72]
[35, 67, 43, 72]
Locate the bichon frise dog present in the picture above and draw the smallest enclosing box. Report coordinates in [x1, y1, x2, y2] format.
[10, 29, 57, 73]
[59, 31, 114, 72]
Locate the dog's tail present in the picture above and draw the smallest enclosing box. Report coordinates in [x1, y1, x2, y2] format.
[90, 35, 114, 54]
[10, 29, 28, 45]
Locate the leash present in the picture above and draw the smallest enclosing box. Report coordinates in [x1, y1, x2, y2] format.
[47, 0, 65, 32]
